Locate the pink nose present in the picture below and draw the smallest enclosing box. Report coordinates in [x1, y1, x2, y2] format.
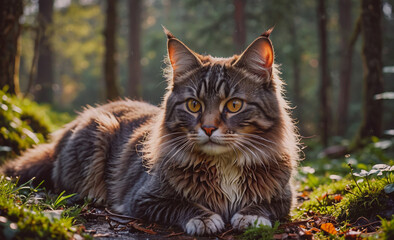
[201, 125, 218, 136]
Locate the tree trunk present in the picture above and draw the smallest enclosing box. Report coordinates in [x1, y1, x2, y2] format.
[104, 0, 120, 100]
[354, 0, 383, 144]
[35, 0, 54, 103]
[233, 0, 246, 53]
[128, 0, 142, 99]
[0, 0, 23, 94]
[289, 19, 302, 127]
[336, 0, 353, 136]
[317, 0, 331, 147]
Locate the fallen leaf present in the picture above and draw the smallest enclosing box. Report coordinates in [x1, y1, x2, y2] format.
[318, 193, 328, 201]
[321, 222, 338, 235]
[334, 194, 343, 202]
[310, 227, 321, 232]
[301, 191, 310, 198]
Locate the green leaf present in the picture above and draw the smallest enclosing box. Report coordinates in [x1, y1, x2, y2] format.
[384, 184, 394, 194]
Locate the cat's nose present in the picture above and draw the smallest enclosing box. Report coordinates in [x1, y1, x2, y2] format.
[201, 125, 218, 137]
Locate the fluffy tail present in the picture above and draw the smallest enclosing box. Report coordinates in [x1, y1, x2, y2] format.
[1, 143, 56, 189]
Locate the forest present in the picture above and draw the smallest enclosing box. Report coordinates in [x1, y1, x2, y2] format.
[0, 0, 393, 239]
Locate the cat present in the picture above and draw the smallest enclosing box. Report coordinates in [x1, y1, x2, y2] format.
[1, 27, 299, 235]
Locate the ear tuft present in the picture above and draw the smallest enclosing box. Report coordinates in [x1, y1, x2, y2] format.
[162, 25, 175, 39]
[233, 36, 274, 79]
[167, 38, 202, 79]
[261, 26, 274, 38]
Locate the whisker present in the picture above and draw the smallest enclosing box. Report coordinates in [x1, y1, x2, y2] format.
[237, 138, 280, 168]
[238, 132, 277, 145]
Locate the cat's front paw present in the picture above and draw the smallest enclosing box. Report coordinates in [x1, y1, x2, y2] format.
[185, 214, 225, 235]
[231, 213, 271, 230]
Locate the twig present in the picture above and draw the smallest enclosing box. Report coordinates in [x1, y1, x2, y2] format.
[127, 221, 157, 235]
[104, 208, 142, 221]
[164, 231, 184, 238]
[217, 227, 235, 239]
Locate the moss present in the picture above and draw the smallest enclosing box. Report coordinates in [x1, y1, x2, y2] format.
[333, 179, 389, 222]
[378, 216, 394, 240]
[0, 89, 73, 161]
[241, 221, 281, 240]
[0, 176, 88, 239]
[295, 179, 352, 217]
[296, 171, 393, 225]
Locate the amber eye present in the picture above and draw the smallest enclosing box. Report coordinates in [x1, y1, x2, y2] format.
[186, 99, 201, 113]
[226, 98, 243, 113]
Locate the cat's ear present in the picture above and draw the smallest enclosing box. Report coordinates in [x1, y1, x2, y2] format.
[233, 29, 274, 79]
[164, 27, 202, 78]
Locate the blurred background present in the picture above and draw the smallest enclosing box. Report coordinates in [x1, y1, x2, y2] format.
[1, 0, 394, 158]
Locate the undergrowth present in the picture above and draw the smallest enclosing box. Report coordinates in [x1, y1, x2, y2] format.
[241, 221, 281, 240]
[0, 176, 88, 239]
[0, 88, 73, 161]
[377, 216, 394, 240]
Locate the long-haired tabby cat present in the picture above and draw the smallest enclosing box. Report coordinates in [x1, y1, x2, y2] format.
[1, 28, 299, 235]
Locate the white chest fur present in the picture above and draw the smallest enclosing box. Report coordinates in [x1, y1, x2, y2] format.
[216, 159, 244, 210]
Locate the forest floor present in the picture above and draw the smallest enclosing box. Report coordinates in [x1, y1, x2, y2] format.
[0, 148, 393, 240]
[78, 185, 394, 240]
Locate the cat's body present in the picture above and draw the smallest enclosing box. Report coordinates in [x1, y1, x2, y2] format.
[1, 29, 299, 235]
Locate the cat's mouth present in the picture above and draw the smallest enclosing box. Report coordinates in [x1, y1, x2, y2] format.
[198, 139, 230, 155]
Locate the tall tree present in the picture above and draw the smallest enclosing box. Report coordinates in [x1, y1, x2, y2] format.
[0, 0, 23, 94]
[233, 0, 246, 53]
[288, 3, 302, 128]
[128, 0, 142, 99]
[104, 0, 120, 100]
[353, 0, 384, 145]
[317, 0, 331, 147]
[35, 0, 54, 103]
[336, 0, 353, 136]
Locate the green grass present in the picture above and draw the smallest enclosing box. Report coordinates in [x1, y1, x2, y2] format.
[241, 221, 281, 240]
[0, 176, 88, 239]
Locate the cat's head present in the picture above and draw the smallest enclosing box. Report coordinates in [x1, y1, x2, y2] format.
[162, 28, 286, 159]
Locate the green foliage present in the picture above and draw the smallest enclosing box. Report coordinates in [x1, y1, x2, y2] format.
[378, 216, 394, 240]
[241, 221, 281, 240]
[0, 89, 72, 161]
[0, 176, 87, 239]
[300, 137, 394, 187]
[47, 191, 77, 210]
[296, 164, 394, 224]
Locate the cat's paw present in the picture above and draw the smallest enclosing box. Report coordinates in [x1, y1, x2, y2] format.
[231, 213, 271, 230]
[185, 214, 225, 235]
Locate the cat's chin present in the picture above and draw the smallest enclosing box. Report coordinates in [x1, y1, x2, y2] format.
[199, 142, 231, 155]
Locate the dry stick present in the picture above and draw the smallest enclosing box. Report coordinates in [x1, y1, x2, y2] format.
[164, 232, 184, 238]
[127, 221, 157, 235]
[104, 208, 142, 221]
[217, 227, 235, 239]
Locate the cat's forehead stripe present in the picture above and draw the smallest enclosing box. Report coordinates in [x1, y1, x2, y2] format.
[198, 64, 229, 99]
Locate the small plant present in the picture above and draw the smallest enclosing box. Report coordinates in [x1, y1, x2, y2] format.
[49, 191, 77, 210]
[242, 221, 281, 240]
[296, 164, 394, 224]
[0, 176, 87, 239]
[378, 216, 394, 240]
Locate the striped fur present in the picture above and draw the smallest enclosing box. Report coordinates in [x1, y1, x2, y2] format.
[1, 29, 299, 235]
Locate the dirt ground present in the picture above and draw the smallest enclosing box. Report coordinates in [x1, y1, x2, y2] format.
[82, 208, 223, 240]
